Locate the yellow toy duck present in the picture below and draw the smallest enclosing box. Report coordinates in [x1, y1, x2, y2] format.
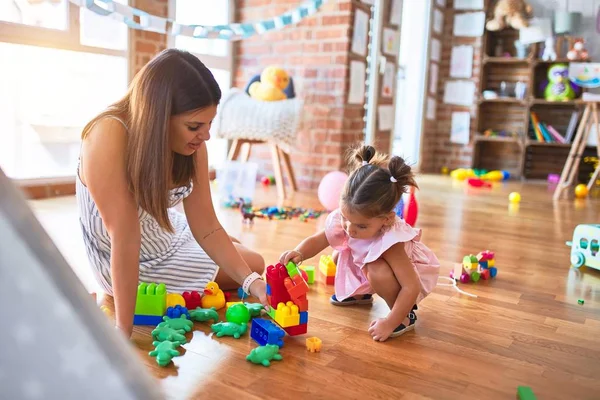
[201, 281, 226, 310]
[248, 66, 289, 101]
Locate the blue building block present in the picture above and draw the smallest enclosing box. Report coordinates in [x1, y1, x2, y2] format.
[166, 305, 190, 320]
[479, 260, 488, 269]
[251, 318, 285, 348]
[299, 311, 308, 325]
[133, 314, 164, 326]
[266, 283, 271, 296]
[237, 287, 247, 300]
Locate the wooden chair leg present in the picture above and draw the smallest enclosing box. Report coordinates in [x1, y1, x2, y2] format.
[279, 148, 297, 192]
[270, 143, 286, 199]
[240, 142, 252, 162]
[228, 140, 242, 161]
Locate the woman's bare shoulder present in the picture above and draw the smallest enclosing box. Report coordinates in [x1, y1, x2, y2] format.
[80, 117, 128, 185]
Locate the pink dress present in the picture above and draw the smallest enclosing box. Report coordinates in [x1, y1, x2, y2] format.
[324, 208, 440, 302]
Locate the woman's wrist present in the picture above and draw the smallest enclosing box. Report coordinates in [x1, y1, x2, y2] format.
[242, 271, 262, 295]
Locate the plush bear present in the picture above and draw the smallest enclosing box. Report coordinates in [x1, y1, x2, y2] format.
[486, 0, 534, 31]
[567, 38, 590, 61]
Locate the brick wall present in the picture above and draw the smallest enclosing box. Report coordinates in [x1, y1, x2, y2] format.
[130, 0, 169, 76]
[234, 0, 367, 190]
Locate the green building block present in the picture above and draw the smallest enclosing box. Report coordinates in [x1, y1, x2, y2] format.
[299, 265, 315, 284]
[517, 386, 537, 400]
[285, 261, 300, 277]
[267, 305, 277, 320]
[135, 282, 167, 316]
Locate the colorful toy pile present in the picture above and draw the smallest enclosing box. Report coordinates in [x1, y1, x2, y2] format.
[450, 168, 510, 182]
[450, 250, 498, 283]
[241, 204, 325, 223]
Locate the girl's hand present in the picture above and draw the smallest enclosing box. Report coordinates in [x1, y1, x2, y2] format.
[368, 318, 395, 342]
[279, 250, 303, 265]
[249, 279, 270, 311]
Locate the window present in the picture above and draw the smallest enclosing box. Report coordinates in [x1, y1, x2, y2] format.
[169, 0, 233, 170]
[0, 1, 129, 181]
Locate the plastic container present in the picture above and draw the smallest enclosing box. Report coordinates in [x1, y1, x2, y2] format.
[216, 161, 258, 205]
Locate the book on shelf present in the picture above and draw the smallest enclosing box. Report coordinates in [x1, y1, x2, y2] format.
[528, 111, 579, 144]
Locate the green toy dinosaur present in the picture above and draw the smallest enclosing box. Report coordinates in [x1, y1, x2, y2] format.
[210, 322, 248, 338]
[246, 344, 283, 367]
[158, 315, 193, 332]
[189, 307, 219, 323]
[151, 325, 187, 345]
[244, 302, 265, 317]
[149, 340, 180, 367]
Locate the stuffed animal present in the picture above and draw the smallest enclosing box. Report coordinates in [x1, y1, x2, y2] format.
[486, 0, 533, 31]
[544, 64, 576, 102]
[567, 38, 590, 61]
[542, 37, 557, 61]
[248, 66, 290, 101]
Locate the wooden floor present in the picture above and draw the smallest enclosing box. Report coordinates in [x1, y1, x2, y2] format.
[31, 175, 600, 400]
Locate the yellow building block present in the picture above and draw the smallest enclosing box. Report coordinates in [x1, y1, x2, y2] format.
[274, 301, 300, 328]
[166, 293, 185, 309]
[319, 255, 336, 277]
[306, 336, 322, 353]
[488, 258, 495, 267]
[226, 301, 243, 309]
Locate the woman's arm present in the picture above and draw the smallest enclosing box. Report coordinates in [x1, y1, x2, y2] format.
[81, 119, 141, 337]
[183, 143, 267, 304]
[381, 242, 421, 327]
[280, 231, 330, 265]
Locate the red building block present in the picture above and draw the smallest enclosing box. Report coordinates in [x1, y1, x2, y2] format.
[266, 263, 292, 306]
[284, 276, 309, 301]
[182, 291, 202, 310]
[295, 295, 308, 312]
[325, 275, 335, 285]
[284, 323, 307, 336]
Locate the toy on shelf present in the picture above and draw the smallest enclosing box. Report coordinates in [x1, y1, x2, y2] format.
[182, 291, 202, 310]
[248, 66, 290, 102]
[299, 265, 315, 284]
[188, 307, 219, 323]
[567, 38, 590, 61]
[542, 37, 557, 61]
[306, 337, 322, 353]
[450, 251, 498, 283]
[226, 303, 251, 324]
[166, 305, 190, 320]
[544, 64, 577, 102]
[134, 282, 167, 325]
[566, 224, 600, 270]
[246, 344, 283, 367]
[158, 315, 193, 332]
[151, 325, 187, 345]
[251, 318, 285, 347]
[201, 281, 226, 310]
[319, 255, 336, 285]
[485, 0, 533, 31]
[166, 293, 185, 308]
[210, 321, 248, 338]
[149, 340, 180, 367]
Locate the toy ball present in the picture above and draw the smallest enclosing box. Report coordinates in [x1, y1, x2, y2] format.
[441, 166, 449, 175]
[508, 192, 521, 203]
[574, 184, 588, 199]
[318, 171, 348, 211]
[450, 168, 468, 181]
[502, 170, 510, 181]
[225, 303, 251, 324]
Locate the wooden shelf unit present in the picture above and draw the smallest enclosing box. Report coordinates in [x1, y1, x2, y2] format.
[472, 21, 592, 180]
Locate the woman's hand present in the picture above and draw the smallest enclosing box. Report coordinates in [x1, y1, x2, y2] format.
[368, 318, 395, 342]
[279, 250, 303, 265]
[249, 279, 270, 310]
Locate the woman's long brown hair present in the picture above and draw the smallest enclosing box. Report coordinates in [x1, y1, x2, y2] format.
[81, 49, 221, 232]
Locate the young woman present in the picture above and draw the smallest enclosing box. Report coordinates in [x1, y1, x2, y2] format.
[77, 49, 268, 337]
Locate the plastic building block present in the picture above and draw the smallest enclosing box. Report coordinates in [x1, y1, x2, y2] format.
[274, 301, 300, 328]
[251, 318, 285, 347]
[284, 323, 307, 336]
[182, 291, 202, 310]
[325, 275, 335, 285]
[478, 260, 488, 269]
[266, 263, 292, 306]
[245, 302, 265, 317]
[226, 301, 243, 309]
[489, 267, 498, 278]
[201, 281, 226, 310]
[462, 255, 478, 271]
[237, 287, 248, 300]
[306, 336, 322, 352]
[135, 282, 167, 316]
[189, 307, 219, 323]
[166, 305, 190, 320]
[266, 284, 271, 296]
[478, 250, 495, 261]
[300, 268, 310, 284]
[133, 314, 163, 326]
[299, 265, 315, 283]
[151, 325, 187, 345]
[488, 258, 495, 267]
[285, 261, 300, 277]
[246, 344, 283, 367]
[267, 306, 277, 320]
[295, 295, 308, 312]
[211, 322, 248, 338]
[516, 386, 537, 400]
[149, 340, 180, 367]
[480, 269, 491, 280]
[299, 311, 308, 325]
[284, 276, 309, 301]
[166, 293, 186, 308]
[578, 299, 585, 305]
[158, 315, 193, 332]
[319, 255, 336, 276]
[226, 303, 251, 324]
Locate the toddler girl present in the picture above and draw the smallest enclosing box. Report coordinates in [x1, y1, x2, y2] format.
[280, 144, 440, 341]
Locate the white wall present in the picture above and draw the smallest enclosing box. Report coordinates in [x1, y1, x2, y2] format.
[528, 0, 600, 59]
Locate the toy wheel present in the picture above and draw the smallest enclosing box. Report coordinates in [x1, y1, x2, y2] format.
[571, 252, 585, 268]
[489, 267, 498, 278]
[471, 271, 480, 282]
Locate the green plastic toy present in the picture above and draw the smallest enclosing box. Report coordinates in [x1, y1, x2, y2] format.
[149, 340, 180, 367]
[189, 307, 219, 323]
[135, 282, 167, 316]
[517, 386, 537, 400]
[151, 325, 187, 345]
[246, 344, 283, 367]
[244, 302, 264, 317]
[211, 321, 248, 338]
[226, 303, 251, 324]
[158, 315, 193, 332]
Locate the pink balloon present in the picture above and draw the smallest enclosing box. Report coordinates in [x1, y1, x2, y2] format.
[318, 171, 348, 211]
